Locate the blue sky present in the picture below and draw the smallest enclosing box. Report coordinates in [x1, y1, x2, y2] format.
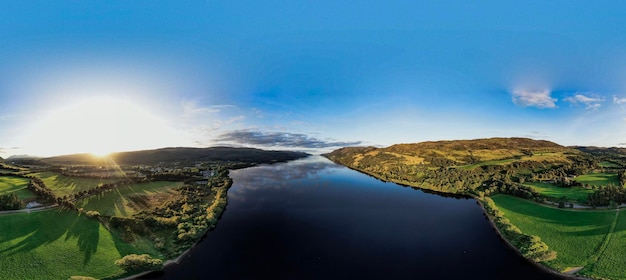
[2, 1, 626, 157]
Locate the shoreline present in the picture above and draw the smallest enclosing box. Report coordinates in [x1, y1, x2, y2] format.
[324, 156, 592, 280]
[474, 198, 590, 280]
[122, 178, 234, 280]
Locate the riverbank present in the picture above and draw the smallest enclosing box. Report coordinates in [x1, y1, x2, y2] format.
[323, 156, 601, 279]
[119, 177, 233, 280]
[475, 197, 589, 280]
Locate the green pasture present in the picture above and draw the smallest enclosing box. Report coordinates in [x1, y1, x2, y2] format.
[599, 161, 622, 168]
[492, 194, 614, 272]
[0, 176, 36, 201]
[0, 209, 156, 280]
[574, 173, 620, 187]
[524, 182, 594, 203]
[582, 210, 626, 279]
[34, 172, 121, 198]
[77, 181, 183, 217]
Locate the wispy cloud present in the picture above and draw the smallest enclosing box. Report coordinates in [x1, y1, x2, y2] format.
[181, 101, 237, 117]
[564, 94, 604, 110]
[613, 96, 626, 104]
[511, 89, 557, 108]
[216, 130, 362, 148]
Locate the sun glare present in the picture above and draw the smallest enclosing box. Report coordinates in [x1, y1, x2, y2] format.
[90, 151, 110, 158]
[19, 96, 184, 157]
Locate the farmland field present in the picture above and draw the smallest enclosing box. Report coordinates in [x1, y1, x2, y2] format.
[492, 194, 614, 273]
[76, 181, 184, 217]
[0, 209, 156, 280]
[34, 172, 121, 198]
[524, 182, 594, 203]
[599, 161, 622, 168]
[574, 173, 620, 187]
[0, 176, 36, 201]
[582, 210, 626, 279]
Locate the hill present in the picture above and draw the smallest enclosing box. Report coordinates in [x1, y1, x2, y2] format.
[43, 147, 309, 165]
[572, 146, 626, 156]
[324, 137, 596, 194]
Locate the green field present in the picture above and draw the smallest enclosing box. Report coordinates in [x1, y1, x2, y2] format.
[599, 161, 622, 168]
[524, 182, 594, 203]
[574, 172, 620, 187]
[492, 194, 615, 273]
[0, 209, 157, 279]
[0, 176, 36, 201]
[77, 181, 184, 217]
[582, 210, 626, 279]
[34, 172, 121, 198]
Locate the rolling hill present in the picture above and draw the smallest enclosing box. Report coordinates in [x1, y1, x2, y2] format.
[42, 147, 309, 165]
[324, 137, 596, 194]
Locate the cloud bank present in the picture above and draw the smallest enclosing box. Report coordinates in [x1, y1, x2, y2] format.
[217, 130, 362, 148]
[511, 89, 557, 108]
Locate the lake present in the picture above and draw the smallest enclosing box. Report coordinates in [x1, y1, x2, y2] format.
[140, 156, 562, 279]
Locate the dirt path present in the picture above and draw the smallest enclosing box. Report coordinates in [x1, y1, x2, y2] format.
[0, 204, 59, 215]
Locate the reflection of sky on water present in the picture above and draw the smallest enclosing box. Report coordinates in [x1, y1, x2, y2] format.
[228, 156, 341, 203]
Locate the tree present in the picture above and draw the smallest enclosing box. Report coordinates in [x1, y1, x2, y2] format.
[0, 193, 23, 210]
[114, 254, 163, 272]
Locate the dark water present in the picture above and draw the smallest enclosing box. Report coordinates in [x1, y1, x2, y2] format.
[141, 156, 562, 280]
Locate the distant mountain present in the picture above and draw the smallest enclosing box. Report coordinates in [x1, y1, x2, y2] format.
[43, 147, 309, 165]
[571, 146, 626, 156]
[6, 155, 40, 160]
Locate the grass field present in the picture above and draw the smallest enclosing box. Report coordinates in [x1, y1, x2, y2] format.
[492, 194, 615, 272]
[524, 182, 594, 203]
[582, 210, 626, 279]
[574, 172, 620, 187]
[34, 172, 121, 198]
[77, 181, 184, 217]
[0, 176, 36, 201]
[0, 209, 157, 279]
[599, 161, 622, 168]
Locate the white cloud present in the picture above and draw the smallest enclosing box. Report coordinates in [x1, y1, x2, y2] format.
[511, 89, 557, 108]
[564, 94, 603, 104]
[613, 96, 626, 104]
[563, 93, 604, 110]
[586, 103, 601, 110]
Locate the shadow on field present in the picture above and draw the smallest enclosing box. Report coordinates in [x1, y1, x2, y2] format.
[0, 210, 101, 265]
[81, 189, 128, 216]
[65, 212, 100, 264]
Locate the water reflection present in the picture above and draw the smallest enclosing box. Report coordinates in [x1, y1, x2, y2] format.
[228, 156, 340, 202]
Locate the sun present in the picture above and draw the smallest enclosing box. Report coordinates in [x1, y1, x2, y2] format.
[90, 150, 111, 158]
[19, 96, 184, 157]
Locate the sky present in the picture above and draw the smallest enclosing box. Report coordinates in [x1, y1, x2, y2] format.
[2, 1, 626, 157]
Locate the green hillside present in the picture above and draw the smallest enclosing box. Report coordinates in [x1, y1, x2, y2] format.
[324, 137, 596, 194]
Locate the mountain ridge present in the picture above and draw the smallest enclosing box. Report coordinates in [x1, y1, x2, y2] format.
[41, 146, 309, 165]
